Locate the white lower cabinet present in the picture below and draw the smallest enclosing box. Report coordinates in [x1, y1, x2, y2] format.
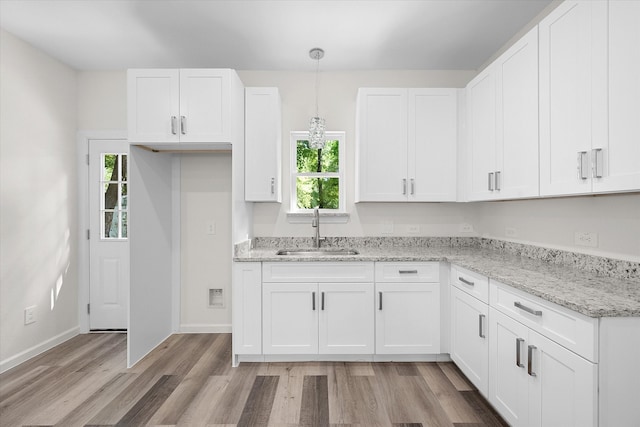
[375, 263, 440, 354]
[450, 286, 489, 396]
[488, 296, 597, 427]
[262, 282, 375, 355]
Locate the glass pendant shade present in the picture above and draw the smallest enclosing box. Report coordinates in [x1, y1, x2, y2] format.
[308, 116, 326, 149]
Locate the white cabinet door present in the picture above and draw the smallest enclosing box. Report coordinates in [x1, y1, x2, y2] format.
[375, 283, 440, 354]
[467, 66, 497, 201]
[539, 1, 607, 196]
[356, 89, 408, 202]
[245, 87, 282, 202]
[408, 89, 457, 202]
[263, 283, 318, 354]
[318, 283, 374, 354]
[179, 69, 230, 143]
[594, 1, 640, 193]
[232, 262, 262, 355]
[495, 26, 539, 199]
[528, 330, 597, 427]
[127, 69, 180, 143]
[489, 308, 529, 427]
[450, 287, 489, 396]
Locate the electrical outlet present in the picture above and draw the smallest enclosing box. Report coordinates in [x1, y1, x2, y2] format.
[381, 221, 394, 234]
[206, 220, 216, 235]
[505, 227, 518, 237]
[575, 231, 598, 248]
[407, 224, 420, 234]
[24, 306, 36, 325]
[459, 223, 474, 233]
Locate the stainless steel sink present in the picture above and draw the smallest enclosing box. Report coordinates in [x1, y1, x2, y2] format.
[276, 248, 359, 256]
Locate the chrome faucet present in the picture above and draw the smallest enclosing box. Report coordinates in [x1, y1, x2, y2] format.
[311, 207, 326, 249]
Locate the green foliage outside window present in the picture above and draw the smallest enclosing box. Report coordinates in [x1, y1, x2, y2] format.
[296, 139, 340, 209]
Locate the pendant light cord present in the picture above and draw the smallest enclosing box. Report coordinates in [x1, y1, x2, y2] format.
[314, 55, 320, 117]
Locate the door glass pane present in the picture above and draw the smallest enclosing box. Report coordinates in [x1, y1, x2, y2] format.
[101, 152, 128, 239]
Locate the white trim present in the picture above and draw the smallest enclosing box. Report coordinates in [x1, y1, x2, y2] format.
[77, 130, 127, 334]
[286, 211, 350, 224]
[180, 324, 232, 333]
[235, 353, 451, 364]
[171, 156, 181, 332]
[0, 327, 79, 373]
[289, 130, 346, 213]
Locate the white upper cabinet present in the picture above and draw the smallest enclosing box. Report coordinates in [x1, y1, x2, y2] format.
[356, 88, 458, 202]
[595, 0, 640, 193]
[467, 27, 539, 201]
[128, 69, 233, 144]
[539, 1, 608, 196]
[245, 87, 282, 202]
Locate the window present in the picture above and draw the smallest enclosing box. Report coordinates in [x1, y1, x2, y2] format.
[290, 131, 345, 212]
[101, 153, 128, 239]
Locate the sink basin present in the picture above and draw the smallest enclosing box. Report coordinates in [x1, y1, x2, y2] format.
[276, 248, 359, 256]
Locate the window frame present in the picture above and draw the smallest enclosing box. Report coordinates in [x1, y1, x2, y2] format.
[289, 130, 346, 214]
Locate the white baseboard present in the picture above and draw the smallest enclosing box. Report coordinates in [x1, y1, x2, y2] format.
[0, 326, 79, 374]
[179, 324, 232, 333]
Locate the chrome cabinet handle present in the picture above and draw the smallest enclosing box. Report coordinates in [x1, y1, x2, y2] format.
[514, 301, 542, 316]
[321, 292, 325, 310]
[378, 292, 383, 310]
[528, 345, 537, 377]
[270, 178, 275, 195]
[577, 151, 589, 180]
[479, 314, 486, 338]
[495, 171, 501, 191]
[410, 178, 415, 195]
[516, 338, 525, 368]
[399, 270, 418, 274]
[402, 179, 407, 195]
[488, 172, 494, 191]
[312, 292, 316, 311]
[180, 116, 187, 134]
[459, 277, 474, 286]
[592, 148, 603, 178]
[171, 116, 177, 135]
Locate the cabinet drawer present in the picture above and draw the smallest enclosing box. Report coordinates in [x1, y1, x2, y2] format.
[451, 265, 489, 303]
[490, 280, 598, 362]
[375, 262, 439, 282]
[262, 262, 374, 283]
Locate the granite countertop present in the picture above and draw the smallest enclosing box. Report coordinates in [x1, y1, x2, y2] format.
[234, 239, 640, 318]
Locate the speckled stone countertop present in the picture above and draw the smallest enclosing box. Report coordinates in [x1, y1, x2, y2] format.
[234, 237, 640, 318]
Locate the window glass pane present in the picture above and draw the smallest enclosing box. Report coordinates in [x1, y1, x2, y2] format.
[296, 140, 340, 173]
[103, 183, 119, 210]
[296, 177, 340, 209]
[121, 212, 128, 238]
[103, 154, 118, 181]
[104, 211, 118, 238]
[121, 154, 128, 182]
[121, 184, 128, 209]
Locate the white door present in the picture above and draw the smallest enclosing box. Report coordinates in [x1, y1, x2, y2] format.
[528, 330, 597, 427]
[262, 283, 318, 354]
[467, 66, 497, 201]
[450, 287, 489, 396]
[179, 69, 230, 143]
[408, 88, 458, 202]
[89, 140, 129, 330]
[488, 308, 529, 426]
[375, 282, 440, 354]
[356, 88, 408, 202]
[318, 283, 374, 354]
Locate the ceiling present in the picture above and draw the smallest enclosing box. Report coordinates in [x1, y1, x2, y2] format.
[0, 0, 553, 71]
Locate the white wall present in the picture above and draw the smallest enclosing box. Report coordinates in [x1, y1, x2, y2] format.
[0, 29, 79, 371]
[77, 71, 126, 131]
[180, 154, 232, 331]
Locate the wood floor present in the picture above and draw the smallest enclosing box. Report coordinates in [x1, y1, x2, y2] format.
[0, 333, 507, 427]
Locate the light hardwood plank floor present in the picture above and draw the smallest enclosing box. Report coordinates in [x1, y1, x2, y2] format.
[0, 333, 507, 427]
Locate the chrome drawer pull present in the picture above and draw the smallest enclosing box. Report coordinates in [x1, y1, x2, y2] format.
[379, 292, 383, 310]
[171, 116, 178, 135]
[180, 115, 187, 134]
[399, 270, 418, 274]
[321, 292, 325, 310]
[459, 277, 474, 286]
[479, 314, 486, 338]
[528, 345, 537, 377]
[312, 292, 316, 311]
[514, 301, 542, 316]
[516, 338, 525, 368]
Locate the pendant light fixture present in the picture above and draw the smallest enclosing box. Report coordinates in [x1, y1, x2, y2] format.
[308, 47, 326, 149]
